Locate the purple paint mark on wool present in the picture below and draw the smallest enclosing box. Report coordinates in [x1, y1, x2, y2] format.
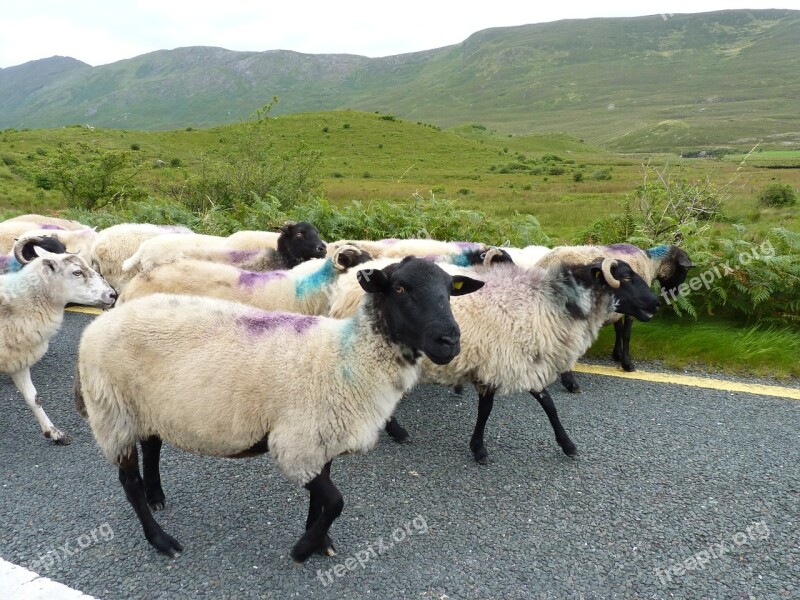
[158, 225, 192, 233]
[237, 269, 286, 288]
[237, 311, 318, 335]
[381, 238, 400, 245]
[39, 224, 65, 230]
[228, 249, 259, 264]
[453, 241, 480, 250]
[605, 243, 639, 255]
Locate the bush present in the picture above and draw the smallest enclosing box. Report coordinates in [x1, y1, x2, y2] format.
[547, 166, 566, 176]
[758, 182, 797, 207]
[573, 171, 584, 182]
[130, 143, 141, 151]
[590, 168, 612, 180]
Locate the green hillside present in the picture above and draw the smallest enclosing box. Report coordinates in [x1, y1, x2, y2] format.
[1, 10, 798, 152]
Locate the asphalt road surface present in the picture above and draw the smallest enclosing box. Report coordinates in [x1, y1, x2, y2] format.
[1, 312, 798, 599]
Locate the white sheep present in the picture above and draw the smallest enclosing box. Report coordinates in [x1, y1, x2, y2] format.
[3, 214, 90, 231]
[326, 237, 484, 260]
[118, 245, 372, 314]
[535, 243, 692, 390]
[504, 244, 551, 267]
[1, 247, 116, 444]
[75, 257, 483, 561]
[224, 229, 281, 251]
[121, 221, 326, 274]
[329, 257, 660, 464]
[87, 223, 195, 293]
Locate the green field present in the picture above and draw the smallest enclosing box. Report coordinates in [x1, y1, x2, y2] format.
[1, 112, 798, 379]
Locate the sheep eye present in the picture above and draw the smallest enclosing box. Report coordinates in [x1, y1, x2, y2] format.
[295, 232, 304, 238]
[72, 269, 84, 277]
[479, 252, 487, 260]
[622, 277, 632, 282]
[393, 285, 406, 294]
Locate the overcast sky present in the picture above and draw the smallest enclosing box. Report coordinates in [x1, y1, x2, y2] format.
[1, 1, 797, 69]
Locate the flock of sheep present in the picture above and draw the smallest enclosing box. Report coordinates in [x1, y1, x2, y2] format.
[0, 212, 691, 563]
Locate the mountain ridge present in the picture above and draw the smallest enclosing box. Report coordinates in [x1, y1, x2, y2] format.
[1, 9, 798, 151]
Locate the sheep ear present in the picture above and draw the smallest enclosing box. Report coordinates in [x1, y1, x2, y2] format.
[33, 245, 60, 260]
[333, 245, 359, 270]
[451, 275, 484, 296]
[276, 220, 297, 235]
[357, 268, 390, 294]
[674, 248, 693, 268]
[41, 258, 57, 273]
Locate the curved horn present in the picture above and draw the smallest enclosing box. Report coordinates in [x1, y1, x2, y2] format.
[482, 247, 502, 267]
[12, 237, 32, 266]
[601, 258, 621, 288]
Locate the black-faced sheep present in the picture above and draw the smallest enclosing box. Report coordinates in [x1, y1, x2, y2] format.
[121, 221, 326, 274]
[329, 257, 660, 464]
[536, 243, 691, 392]
[75, 257, 483, 561]
[1, 248, 116, 444]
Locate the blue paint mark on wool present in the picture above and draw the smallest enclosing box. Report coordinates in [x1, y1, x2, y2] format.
[0, 255, 22, 274]
[646, 245, 670, 259]
[295, 259, 335, 299]
[450, 251, 472, 267]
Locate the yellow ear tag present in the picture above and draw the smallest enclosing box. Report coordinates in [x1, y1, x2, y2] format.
[595, 271, 601, 279]
[453, 280, 463, 290]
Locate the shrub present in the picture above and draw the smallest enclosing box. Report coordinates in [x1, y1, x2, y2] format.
[547, 166, 566, 176]
[130, 143, 141, 151]
[758, 182, 797, 207]
[573, 171, 584, 182]
[591, 168, 613, 180]
[170, 158, 182, 167]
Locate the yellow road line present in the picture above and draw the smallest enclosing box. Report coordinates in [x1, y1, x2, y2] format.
[574, 363, 800, 400]
[65, 306, 103, 315]
[65, 306, 799, 399]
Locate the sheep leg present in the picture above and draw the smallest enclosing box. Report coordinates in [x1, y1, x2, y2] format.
[612, 316, 636, 371]
[140, 436, 166, 511]
[304, 461, 336, 556]
[384, 416, 410, 443]
[559, 371, 581, 394]
[469, 384, 496, 465]
[291, 461, 343, 563]
[10, 368, 70, 445]
[530, 389, 578, 457]
[117, 447, 183, 557]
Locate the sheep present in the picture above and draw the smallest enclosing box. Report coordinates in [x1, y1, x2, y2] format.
[326, 237, 484, 260]
[535, 243, 692, 392]
[1, 247, 116, 445]
[121, 221, 326, 274]
[11, 227, 98, 262]
[3, 214, 90, 231]
[225, 229, 281, 251]
[0, 235, 68, 275]
[329, 257, 660, 464]
[87, 223, 195, 293]
[75, 257, 484, 561]
[504, 244, 551, 267]
[118, 244, 372, 314]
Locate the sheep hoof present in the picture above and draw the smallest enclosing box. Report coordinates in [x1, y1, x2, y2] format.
[621, 362, 636, 372]
[385, 420, 410, 444]
[472, 447, 491, 465]
[562, 443, 579, 458]
[148, 531, 183, 557]
[46, 430, 71, 445]
[147, 489, 166, 511]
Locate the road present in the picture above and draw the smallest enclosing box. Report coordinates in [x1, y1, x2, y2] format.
[1, 312, 798, 599]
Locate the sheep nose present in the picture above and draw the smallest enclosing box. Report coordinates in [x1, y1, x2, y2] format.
[437, 334, 459, 348]
[316, 243, 327, 254]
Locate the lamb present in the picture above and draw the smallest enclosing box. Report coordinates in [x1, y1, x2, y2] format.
[87, 223, 195, 293]
[118, 244, 372, 315]
[3, 214, 90, 231]
[329, 257, 660, 464]
[121, 221, 326, 274]
[535, 243, 691, 391]
[75, 257, 483, 561]
[1, 247, 116, 445]
[0, 235, 67, 275]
